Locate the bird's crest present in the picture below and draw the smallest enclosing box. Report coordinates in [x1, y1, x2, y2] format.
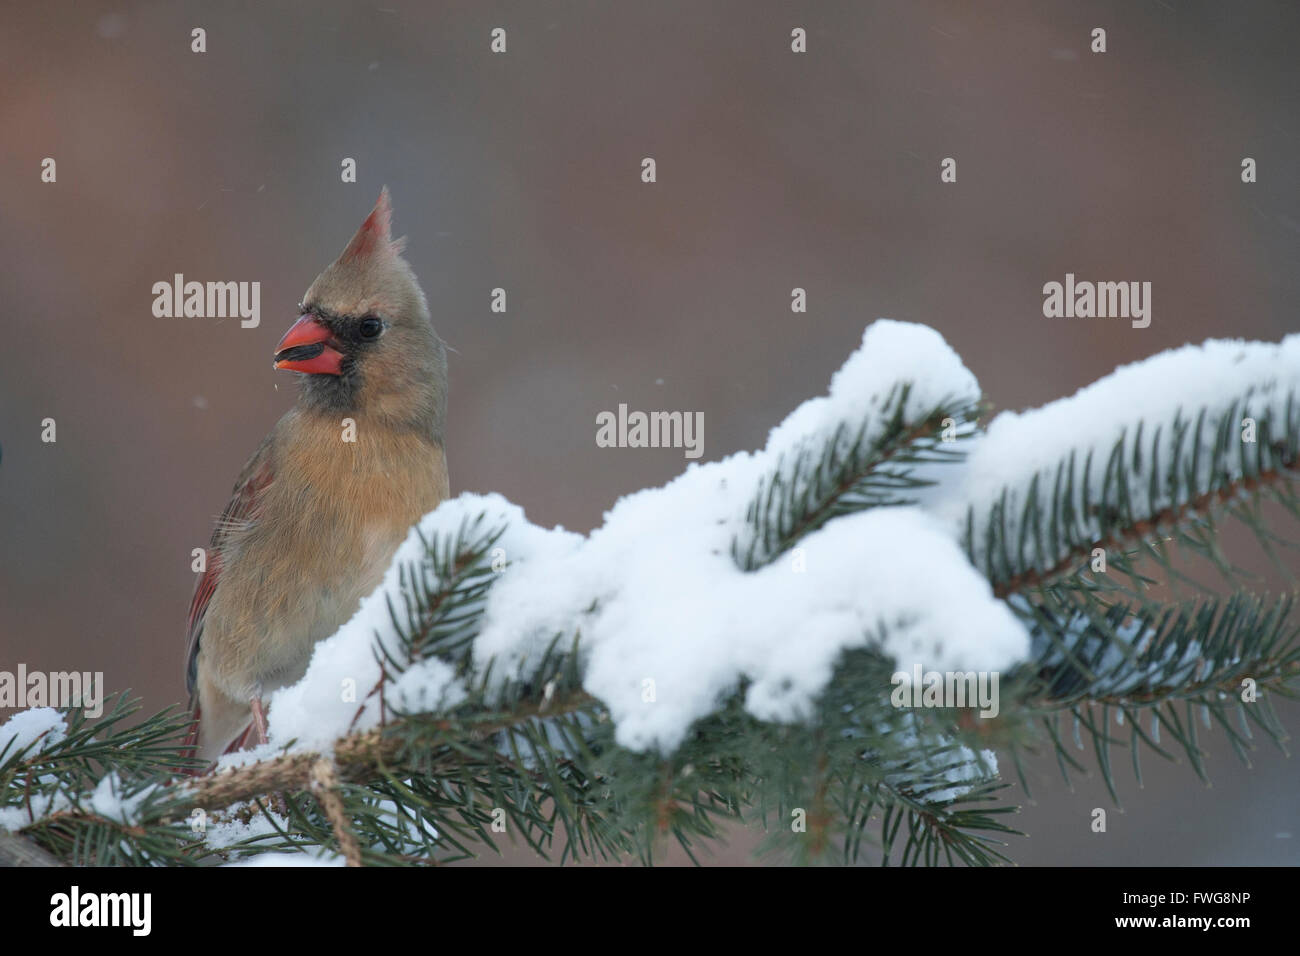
[338, 186, 406, 263]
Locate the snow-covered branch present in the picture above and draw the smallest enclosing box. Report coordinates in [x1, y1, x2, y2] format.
[269, 322, 1299, 763]
[936, 335, 1300, 592]
[6, 320, 1299, 866]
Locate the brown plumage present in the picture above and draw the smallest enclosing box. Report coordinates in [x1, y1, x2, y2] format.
[184, 188, 449, 765]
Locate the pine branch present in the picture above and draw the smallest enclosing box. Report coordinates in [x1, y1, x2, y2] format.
[734, 383, 980, 570]
[969, 394, 1300, 597]
[1000, 589, 1300, 800]
[992, 466, 1297, 599]
[7, 325, 1299, 867]
[179, 690, 598, 815]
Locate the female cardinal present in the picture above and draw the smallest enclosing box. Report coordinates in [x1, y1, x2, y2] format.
[184, 188, 450, 765]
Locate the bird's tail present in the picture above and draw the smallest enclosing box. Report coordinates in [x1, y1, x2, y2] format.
[176, 702, 255, 776]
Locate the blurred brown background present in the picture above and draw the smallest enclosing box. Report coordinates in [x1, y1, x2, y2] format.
[1, 0, 1297, 864]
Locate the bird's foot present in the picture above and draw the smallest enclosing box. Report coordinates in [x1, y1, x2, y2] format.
[249, 695, 270, 747]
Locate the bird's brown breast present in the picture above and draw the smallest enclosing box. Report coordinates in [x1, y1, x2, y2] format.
[203, 408, 449, 700]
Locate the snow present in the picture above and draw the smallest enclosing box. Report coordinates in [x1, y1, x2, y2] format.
[764, 319, 980, 463]
[932, 746, 997, 804]
[879, 714, 1000, 804]
[0, 792, 66, 832]
[389, 658, 465, 716]
[264, 321, 1026, 756]
[265, 493, 578, 752]
[934, 333, 1300, 569]
[0, 762, 157, 833]
[477, 499, 1024, 752]
[202, 805, 291, 850]
[0, 709, 70, 821]
[204, 797, 434, 862]
[470, 320, 1024, 752]
[1020, 596, 1211, 700]
[263, 322, 1298, 762]
[0, 707, 67, 761]
[211, 741, 281, 772]
[90, 772, 158, 824]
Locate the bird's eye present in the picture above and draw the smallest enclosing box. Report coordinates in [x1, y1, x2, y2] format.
[359, 317, 383, 339]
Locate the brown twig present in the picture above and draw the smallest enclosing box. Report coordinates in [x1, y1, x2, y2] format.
[993, 465, 1295, 599]
[309, 757, 362, 867]
[176, 690, 599, 815]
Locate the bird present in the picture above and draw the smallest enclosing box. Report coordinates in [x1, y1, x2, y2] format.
[183, 188, 450, 767]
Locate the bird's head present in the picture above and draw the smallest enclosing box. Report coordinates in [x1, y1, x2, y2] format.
[275, 187, 448, 439]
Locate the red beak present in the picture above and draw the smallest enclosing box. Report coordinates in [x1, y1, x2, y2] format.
[273, 315, 344, 375]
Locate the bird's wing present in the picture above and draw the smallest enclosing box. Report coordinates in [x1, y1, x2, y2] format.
[184, 435, 276, 705]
